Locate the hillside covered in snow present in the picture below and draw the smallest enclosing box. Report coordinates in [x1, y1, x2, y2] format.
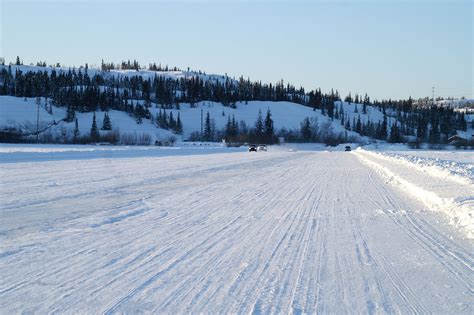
[0, 63, 472, 146]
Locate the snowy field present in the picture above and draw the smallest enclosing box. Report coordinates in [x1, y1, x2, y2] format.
[0, 144, 473, 313]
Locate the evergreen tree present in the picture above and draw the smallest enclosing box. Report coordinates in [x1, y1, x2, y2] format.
[264, 108, 274, 142]
[344, 92, 353, 103]
[156, 109, 163, 128]
[354, 94, 360, 104]
[389, 123, 401, 143]
[225, 115, 232, 139]
[175, 112, 183, 134]
[231, 115, 238, 138]
[161, 109, 168, 128]
[101, 112, 112, 130]
[380, 115, 388, 139]
[204, 111, 212, 141]
[339, 104, 345, 125]
[458, 113, 467, 131]
[90, 112, 100, 141]
[255, 109, 264, 135]
[169, 111, 175, 130]
[428, 122, 440, 144]
[356, 115, 362, 133]
[65, 104, 75, 122]
[363, 93, 370, 106]
[73, 118, 80, 142]
[300, 117, 312, 141]
[134, 104, 145, 124]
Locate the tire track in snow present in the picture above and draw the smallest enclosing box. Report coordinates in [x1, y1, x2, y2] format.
[102, 154, 312, 314]
[149, 157, 312, 312]
[361, 164, 471, 312]
[367, 169, 473, 291]
[1, 151, 473, 313]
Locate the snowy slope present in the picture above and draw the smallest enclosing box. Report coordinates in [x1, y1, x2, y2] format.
[1, 64, 406, 144]
[0, 96, 365, 142]
[0, 96, 175, 141]
[0, 146, 472, 313]
[335, 100, 397, 126]
[0, 97, 66, 133]
[157, 100, 362, 138]
[3, 65, 233, 84]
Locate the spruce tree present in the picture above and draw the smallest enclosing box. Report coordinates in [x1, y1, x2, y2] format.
[102, 112, 112, 130]
[169, 111, 175, 130]
[225, 116, 232, 139]
[204, 111, 212, 141]
[231, 115, 238, 138]
[255, 109, 264, 135]
[356, 115, 362, 133]
[65, 104, 75, 122]
[90, 112, 100, 142]
[389, 123, 401, 143]
[162, 109, 168, 128]
[73, 118, 80, 142]
[264, 108, 274, 143]
[156, 109, 163, 128]
[300, 118, 312, 141]
[176, 112, 183, 134]
[381, 116, 388, 140]
[428, 122, 440, 144]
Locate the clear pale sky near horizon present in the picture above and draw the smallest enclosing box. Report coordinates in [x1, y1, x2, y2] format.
[1, 0, 472, 100]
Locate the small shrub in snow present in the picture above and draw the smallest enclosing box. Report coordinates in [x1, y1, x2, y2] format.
[121, 132, 152, 145]
[155, 135, 177, 146]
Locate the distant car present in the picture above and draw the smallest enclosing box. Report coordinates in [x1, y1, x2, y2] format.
[345, 146, 351, 151]
[257, 144, 267, 152]
[248, 144, 257, 152]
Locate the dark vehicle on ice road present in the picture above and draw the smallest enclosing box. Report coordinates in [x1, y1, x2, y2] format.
[345, 146, 351, 151]
[248, 144, 257, 152]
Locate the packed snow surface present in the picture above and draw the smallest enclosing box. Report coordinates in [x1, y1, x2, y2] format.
[355, 148, 474, 238]
[0, 145, 472, 313]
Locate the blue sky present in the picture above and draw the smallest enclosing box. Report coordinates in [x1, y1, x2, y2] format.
[1, 0, 472, 100]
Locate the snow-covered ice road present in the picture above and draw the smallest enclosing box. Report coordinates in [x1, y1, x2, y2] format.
[0, 149, 472, 313]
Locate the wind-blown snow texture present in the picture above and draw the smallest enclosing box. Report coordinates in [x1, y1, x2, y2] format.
[0, 145, 472, 313]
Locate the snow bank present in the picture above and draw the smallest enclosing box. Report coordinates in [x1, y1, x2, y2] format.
[355, 149, 474, 238]
[366, 151, 473, 185]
